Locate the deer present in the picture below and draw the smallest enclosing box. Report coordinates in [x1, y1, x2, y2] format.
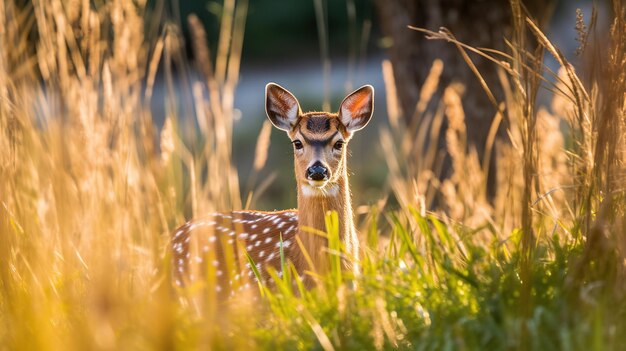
[171, 83, 374, 298]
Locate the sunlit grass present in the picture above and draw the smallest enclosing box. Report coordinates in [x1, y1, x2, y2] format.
[1, 0, 626, 350]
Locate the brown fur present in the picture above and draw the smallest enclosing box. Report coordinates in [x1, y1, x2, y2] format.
[287, 112, 358, 274]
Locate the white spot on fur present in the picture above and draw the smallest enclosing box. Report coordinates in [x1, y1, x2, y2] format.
[277, 240, 292, 248]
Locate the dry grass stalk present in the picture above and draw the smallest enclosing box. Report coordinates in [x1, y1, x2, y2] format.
[253, 120, 272, 172]
[382, 59, 402, 130]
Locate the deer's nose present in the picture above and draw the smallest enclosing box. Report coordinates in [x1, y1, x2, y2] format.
[306, 162, 329, 181]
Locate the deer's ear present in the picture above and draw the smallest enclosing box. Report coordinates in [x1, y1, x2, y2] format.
[265, 83, 301, 132]
[339, 85, 374, 133]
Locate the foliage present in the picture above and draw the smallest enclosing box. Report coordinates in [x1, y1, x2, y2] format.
[1, 0, 625, 350]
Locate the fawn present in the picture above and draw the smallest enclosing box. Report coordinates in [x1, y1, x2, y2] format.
[172, 83, 374, 297]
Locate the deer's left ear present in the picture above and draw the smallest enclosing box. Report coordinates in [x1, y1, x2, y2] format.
[339, 85, 374, 133]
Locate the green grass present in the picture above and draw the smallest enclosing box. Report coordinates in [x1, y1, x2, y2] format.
[168, 209, 623, 350]
[161, 205, 618, 350]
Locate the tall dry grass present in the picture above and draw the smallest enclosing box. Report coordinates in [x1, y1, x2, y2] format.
[396, 3, 623, 227]
[0, 0, 255, 348]
[401, 0, 626, 319]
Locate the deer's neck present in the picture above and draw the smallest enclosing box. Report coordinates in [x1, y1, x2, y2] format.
[295, 168, 358, 273]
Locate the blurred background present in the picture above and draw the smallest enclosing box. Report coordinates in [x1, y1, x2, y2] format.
[152, 0, 601, 211]
[152, 0, 385, 211]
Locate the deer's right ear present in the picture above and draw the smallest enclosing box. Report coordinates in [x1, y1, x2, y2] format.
[265, 83, 301, 132]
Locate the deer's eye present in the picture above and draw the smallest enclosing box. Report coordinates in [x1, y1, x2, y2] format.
[333, 140, 344, 150]
[292, 140, 303, 150]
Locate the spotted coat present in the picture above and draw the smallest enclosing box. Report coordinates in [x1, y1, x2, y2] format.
[171, 210, 301, 297]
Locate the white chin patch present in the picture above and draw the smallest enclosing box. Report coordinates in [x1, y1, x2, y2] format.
[301, 183, 339, 197]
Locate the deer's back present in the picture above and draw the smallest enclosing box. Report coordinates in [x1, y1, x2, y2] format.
[172, 210, 299, 296]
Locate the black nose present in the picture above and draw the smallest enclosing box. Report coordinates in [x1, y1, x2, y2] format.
[306, 162, 329, 181]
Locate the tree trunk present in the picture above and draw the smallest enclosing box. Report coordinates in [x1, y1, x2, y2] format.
[374, 0, 550, 192]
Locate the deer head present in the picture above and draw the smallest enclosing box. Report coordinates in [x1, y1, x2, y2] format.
[265, 83, 374, 195]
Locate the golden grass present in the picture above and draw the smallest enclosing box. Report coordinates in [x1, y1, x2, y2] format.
[0, 0, 253, 348]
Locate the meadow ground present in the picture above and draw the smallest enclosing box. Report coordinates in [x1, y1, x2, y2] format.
[1, 0, 626, 350]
